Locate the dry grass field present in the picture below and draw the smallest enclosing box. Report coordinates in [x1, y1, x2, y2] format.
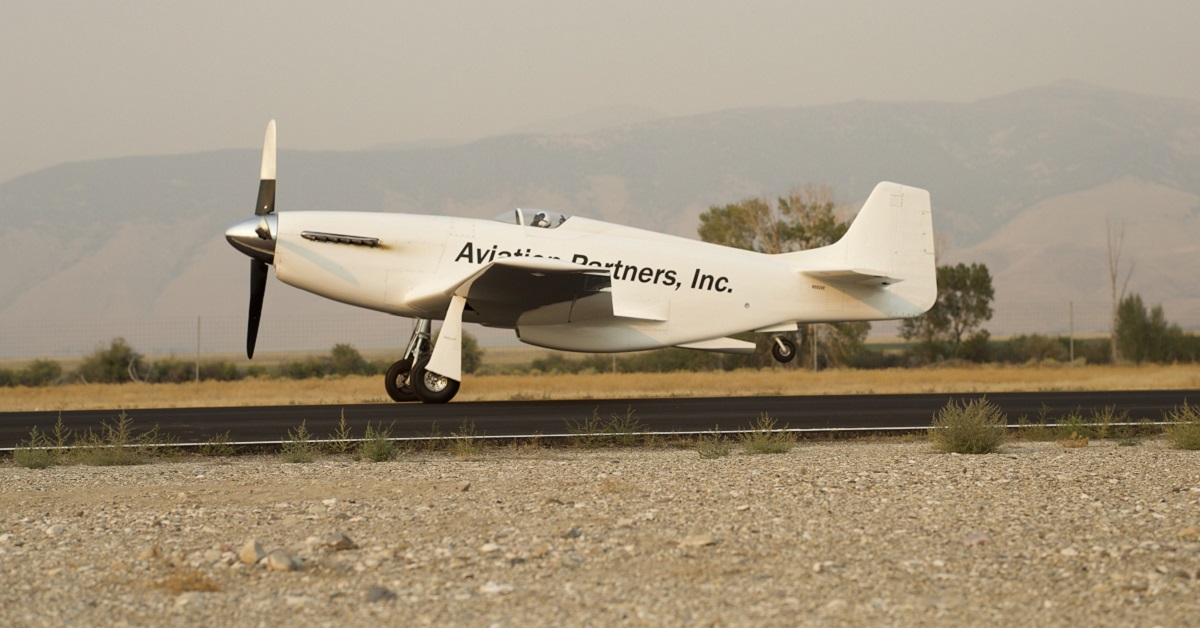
[3, 364, 1199, 412]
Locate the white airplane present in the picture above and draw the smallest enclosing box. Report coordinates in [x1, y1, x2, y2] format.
[226, 121, 937, 403]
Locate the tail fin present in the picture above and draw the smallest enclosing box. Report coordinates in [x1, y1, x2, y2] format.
[781, 181, 936, 317]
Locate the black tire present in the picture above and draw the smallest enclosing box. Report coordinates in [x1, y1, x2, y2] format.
[411, 355, 460, 404]
[384, 358, 418, 402]
[771, 337, 797, 363]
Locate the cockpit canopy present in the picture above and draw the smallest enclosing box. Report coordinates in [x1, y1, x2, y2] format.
[491, 208, 570, 229]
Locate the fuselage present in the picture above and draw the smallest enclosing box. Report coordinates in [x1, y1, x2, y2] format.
[269, 211, 881, 351]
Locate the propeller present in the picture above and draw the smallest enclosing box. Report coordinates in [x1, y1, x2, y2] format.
[247, 258, 268, 358]
[225, 120, 278, 359]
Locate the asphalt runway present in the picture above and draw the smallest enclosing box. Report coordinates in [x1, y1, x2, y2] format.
[1, 390, 1196, 449]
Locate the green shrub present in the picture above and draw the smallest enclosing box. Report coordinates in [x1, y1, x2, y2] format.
[68, 411, 162, 465]
[0, 360, 65, 388]
[279, 356, 331, 380]
[244, 364, 271, 379]
[149, 358, 194, 383]
[200, 360, 243, 382]
[199, 431, 236, 457]
[1164, 402, 1200, 450]
[330, 344, 372, 376]
[565, 407, 646, 447]
[13, 426, 58, 469]
[359, 422, 398, 462]
[1089, 406, 1126, 440]
[740, 413, 795, 454]
[697, 428, 731, 459]
[149, 357, 244, 383]
[566, 408, 609, 448]
[276, 344, 391, 379]
[929, 398, 1008, 454]
[450, 420, 484, 458]
[1055, 410, 1091, 439]
[19, 359, 63, 386]
[326, 411, 354, 454]
[530, 353, 591, 375]
[280, 421, 318, 463]
[1014, 406, 1055, 441]
[959, 330, 993, 363]
[13, 447, 57, 469]
[603, 407, 645, 446]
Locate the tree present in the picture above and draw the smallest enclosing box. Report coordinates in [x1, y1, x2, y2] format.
[1107, 218, 1134, 363]
[78, 337, 146, 383]
[330, 343, 372, 375]
[900, 263, 995, 361]
[699, 184, 848, 254]
[805, 321, 871, 368]
[698, 184, 865, 366]
[1116, 293, 1183, 364]
[461, 331, 484, 375]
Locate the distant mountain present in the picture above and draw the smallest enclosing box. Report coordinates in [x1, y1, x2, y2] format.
[506, 104, 670, 135]
[3, 82, 1200, 357]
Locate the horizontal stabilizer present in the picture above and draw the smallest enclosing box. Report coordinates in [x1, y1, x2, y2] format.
[676, 337, 757, 355]
[805, 267, 902, 287]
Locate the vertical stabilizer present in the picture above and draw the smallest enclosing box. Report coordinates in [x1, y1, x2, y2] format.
[782, 181, 936, 316]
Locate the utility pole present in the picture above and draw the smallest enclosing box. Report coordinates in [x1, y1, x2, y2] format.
[1068, 301, 1075, 365]
[195, 316, 201, 383]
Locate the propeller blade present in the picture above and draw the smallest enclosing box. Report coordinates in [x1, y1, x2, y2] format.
[255, 119, 277, 216]
[247, 259, 268, 358]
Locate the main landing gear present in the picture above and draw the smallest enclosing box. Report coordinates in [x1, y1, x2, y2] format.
[385, 319, 460, 404]
[771, 336, 797, 363]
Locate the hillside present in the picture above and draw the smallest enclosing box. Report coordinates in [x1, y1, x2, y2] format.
[2, 82, 1200, 357]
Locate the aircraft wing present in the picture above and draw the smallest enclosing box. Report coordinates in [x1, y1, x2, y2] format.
[403, 257, 607, 327]
[410, 256, 671, 327]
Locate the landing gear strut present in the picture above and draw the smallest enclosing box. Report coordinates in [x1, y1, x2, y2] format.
[771, 336, 797, 363]
[384, 319, 461, 404]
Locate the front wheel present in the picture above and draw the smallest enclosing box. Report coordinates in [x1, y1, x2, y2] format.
[384, 358, 418, 402]
[411, 356, 460, 404]
[771, 337, 797, 363]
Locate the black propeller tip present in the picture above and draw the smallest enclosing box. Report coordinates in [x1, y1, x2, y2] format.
[247, 259, 268, 359]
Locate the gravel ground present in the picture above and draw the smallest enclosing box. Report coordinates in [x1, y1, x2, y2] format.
[2, 440, 1198, 626]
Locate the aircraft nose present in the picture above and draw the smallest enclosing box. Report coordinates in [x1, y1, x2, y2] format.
[225, 214, 277, 263]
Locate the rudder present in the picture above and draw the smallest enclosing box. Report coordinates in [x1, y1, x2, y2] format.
[781, 181, 936, 316]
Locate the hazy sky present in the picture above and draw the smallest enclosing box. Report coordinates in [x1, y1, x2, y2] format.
[3, 0, 1199, 183]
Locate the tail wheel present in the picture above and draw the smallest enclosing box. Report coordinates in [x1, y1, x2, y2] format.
[384, 358, 418, 402]
[771, 337, 797, 363]
[412, 355, 460, 404]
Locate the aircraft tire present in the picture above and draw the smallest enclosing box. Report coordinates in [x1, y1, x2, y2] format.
[384, 358, 418, 402]
[411, 356, 460, 404]
[771, 337, 797, 363]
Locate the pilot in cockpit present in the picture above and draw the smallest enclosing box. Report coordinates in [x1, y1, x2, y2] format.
[532, 212, 551, 228]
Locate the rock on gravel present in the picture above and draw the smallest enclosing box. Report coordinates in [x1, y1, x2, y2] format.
[239, 539, 266, 565]
[2, 440, 1198, 626]
[265, 549, 299, 572]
